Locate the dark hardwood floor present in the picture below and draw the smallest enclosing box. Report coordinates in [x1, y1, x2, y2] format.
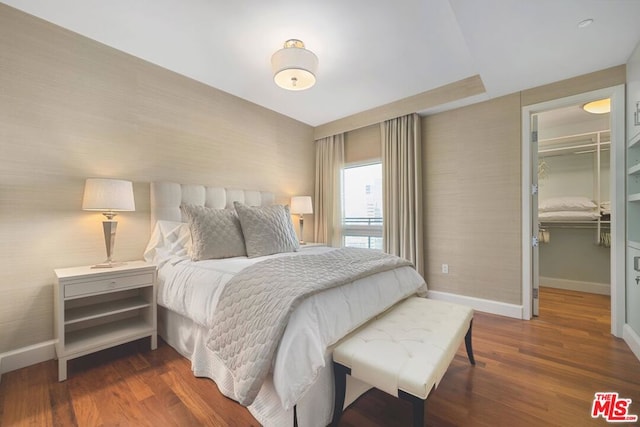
[1, 287, 639, 426]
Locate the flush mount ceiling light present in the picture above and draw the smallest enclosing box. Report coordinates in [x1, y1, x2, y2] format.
[271, 39, 318, 91]
[583, 98, 611, 114]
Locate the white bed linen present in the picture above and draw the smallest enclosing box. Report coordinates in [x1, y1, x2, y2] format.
[145, 221, 428, 425]
[538, 210, 600, 221]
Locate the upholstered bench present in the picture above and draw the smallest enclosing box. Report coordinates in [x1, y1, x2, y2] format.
[331, 297, 475, 427]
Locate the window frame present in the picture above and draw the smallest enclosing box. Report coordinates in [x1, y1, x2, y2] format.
[341, 159, 383, 249]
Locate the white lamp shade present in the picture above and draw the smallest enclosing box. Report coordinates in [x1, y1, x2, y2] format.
[291, 196, 313, 215]
[82, 178, 135, 211]
[271, 40, 318, 91]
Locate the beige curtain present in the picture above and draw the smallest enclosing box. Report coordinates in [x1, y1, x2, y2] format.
[381, 113, 424, 276]
[314, 134, 345, 247]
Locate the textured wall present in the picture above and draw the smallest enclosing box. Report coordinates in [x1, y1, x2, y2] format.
[0, 5, 314, 354]
[422, 94, 522, 304]
[344, 124, 381, 165]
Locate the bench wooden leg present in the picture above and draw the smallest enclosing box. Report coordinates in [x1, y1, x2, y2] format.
[398, 390, 426, 427]
[331, 362, 351, 426]
[293, 404, 298, 427]
[465, 319, 476, 365]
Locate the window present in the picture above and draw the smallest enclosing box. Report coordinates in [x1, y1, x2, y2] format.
[342, 162, 383, 249]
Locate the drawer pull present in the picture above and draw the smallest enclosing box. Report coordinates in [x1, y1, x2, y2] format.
[635, 256, 640, 272]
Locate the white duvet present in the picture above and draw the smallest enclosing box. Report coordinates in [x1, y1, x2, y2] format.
[144, 220, 427, 412]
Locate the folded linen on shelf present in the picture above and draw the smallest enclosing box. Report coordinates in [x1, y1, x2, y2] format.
[539, 196, 597, 212]
[538, 210, 600, 221]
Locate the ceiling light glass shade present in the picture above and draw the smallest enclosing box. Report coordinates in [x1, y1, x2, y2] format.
[271, 39, 318, 91]
[583, 98, 610, 114]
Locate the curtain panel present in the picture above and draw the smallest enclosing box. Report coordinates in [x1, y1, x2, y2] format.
[381, 113, 424, 276]
[314, 134, 345, 247]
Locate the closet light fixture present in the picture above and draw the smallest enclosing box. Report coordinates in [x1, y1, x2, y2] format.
[271, 39, 318, 91]
[583, 98, 610, 114]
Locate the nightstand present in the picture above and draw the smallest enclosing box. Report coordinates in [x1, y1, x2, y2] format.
[53, 260, 157, 381]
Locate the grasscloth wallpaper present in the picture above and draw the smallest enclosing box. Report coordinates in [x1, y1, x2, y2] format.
[423, 94, 522, 304]
[0, 4, 314, 354]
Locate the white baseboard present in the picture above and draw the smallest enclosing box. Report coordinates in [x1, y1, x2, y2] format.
[0, 340, 56, 382]
[623, 324, 640, 363]
[427, 290, 524, 319]
[539, 276, 610, 295]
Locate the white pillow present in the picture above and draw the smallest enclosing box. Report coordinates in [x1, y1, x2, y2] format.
[234, 201, 299, 258]
[144, 220, 192, 263]
[181, 204, 247, 261]
[539, 196, 597, 212]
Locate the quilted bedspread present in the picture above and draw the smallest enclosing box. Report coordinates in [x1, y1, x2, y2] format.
[206, 247, 413, 406]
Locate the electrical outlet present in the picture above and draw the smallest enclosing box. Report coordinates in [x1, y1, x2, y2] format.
[442, 263, 449, 274]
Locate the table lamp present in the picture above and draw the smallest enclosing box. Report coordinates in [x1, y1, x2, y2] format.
[290, 196, 313, 244]
[82, 178, 135, 268]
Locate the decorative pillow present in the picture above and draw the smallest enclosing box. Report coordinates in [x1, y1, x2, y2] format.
[539, 196, 597, 212]
[180, 204, 247, 261]
[234, 201, 300, 258]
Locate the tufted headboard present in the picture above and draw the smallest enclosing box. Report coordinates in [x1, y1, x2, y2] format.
[150, 182, 275, 226]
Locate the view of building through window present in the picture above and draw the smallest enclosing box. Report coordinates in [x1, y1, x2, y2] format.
[342, 163, 383, 249]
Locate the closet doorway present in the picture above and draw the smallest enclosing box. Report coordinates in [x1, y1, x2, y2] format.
[522, 85, 625, 337]
[537, 106, 610, 301]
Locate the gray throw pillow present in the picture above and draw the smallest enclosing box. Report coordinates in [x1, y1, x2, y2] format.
[234, 201, 300, 258]
[180, 204, 247, 260]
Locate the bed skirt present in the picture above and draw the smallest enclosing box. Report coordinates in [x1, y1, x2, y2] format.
[158, 306, 372, 427]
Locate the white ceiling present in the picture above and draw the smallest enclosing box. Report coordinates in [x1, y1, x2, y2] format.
[3, 0, 640, 127]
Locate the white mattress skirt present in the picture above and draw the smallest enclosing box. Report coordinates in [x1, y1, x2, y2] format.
[158, 306, 371, 427]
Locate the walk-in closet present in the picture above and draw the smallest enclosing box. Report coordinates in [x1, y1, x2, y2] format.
[537, 101, 611, 297]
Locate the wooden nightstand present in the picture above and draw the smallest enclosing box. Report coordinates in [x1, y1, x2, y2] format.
[53, 260, 157, 381]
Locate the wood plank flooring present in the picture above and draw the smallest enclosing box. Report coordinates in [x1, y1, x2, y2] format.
[1, 287, 639, 426]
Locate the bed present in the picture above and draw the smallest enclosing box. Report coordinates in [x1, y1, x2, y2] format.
[144, 182, 428, 426]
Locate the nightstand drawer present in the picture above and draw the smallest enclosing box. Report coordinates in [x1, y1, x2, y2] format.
[64, 272, 153, 298]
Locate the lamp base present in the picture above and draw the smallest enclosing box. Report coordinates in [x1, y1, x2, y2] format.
[91, 260, 127, 269]
[299, 216, 305, 245]
[92, 219, 125, 268]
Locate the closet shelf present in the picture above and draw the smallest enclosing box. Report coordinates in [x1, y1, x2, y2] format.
[539, 220, 609, 229]
[538, 130, 610, 146]
[539, 130, 610, 158]
[629, 240, 640, 251]
[628, 164, 640, 176]
[540, 220, 610, 224]
[628, 193, 640, 202]
[538, 141, 610, 158]
[628, 130, 640, 149]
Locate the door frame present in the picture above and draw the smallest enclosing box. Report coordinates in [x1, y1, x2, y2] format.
[521, 85, 626, 337]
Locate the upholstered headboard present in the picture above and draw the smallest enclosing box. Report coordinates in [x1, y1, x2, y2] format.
[150, 182, 275, 226]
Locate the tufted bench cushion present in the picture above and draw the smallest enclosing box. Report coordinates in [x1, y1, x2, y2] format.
[331, 297, 475, 427]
